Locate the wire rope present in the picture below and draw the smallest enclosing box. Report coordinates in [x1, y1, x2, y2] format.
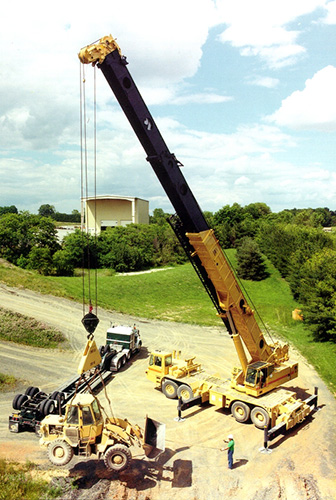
[79, 62, 99, 317]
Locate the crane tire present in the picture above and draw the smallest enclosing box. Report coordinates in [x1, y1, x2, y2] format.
[177, 384, 194, 403]
[251, 407, 270, 429]
[104, 444, 132, 472]
[231, 401, 250, 423]
[47, 440, 74, 466]
[162, 379, 178, 399]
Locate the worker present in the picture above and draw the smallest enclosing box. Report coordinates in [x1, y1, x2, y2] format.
[221, 434, 235, 469]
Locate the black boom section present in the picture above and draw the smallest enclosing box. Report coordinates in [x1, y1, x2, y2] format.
[98, 50, 208, 234]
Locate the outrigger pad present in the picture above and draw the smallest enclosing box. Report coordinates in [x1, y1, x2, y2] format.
[82, 312, 100, 335]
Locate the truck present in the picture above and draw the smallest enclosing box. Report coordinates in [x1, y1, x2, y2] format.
[39, 392, 165, 472]
[9, 322, 142, 433]
[78, 36, 318, 438]
[100, 323, 142, 371]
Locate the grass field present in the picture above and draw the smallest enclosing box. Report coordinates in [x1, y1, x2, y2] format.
[0, 254, 334, 395]
[0, 459, 61, 500]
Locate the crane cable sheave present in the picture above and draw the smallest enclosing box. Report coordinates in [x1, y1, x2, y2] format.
[78, 35, 121, 65]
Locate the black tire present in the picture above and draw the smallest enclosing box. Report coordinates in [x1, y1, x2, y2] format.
[38, 398, 48, 416]
[121, 356, 126, 366]
[177, 384, 194, 403]
[231, 401, 250, 423]
[26, 386, 39, 397]
[50, 391, 59, 400]
[16, 394, 28, 410]
[43, 399, 56, 416]
[251, 407, 270, 429]
[116, 359, 122, 371]
[104, 445, 132, 472]
[162, 379, 178, 399]
[12, 394, 23, 410]
[47, 440, 74, 466]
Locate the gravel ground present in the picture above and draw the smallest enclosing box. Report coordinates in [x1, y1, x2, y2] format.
[0, 283, 335, 499]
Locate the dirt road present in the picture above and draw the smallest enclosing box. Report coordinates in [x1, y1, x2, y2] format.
[0, 283, 335, 499]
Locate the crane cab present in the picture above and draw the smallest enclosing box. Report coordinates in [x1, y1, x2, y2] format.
[232, 360, 299, 397]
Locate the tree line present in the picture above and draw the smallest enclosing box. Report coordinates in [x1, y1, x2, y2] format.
[0, 203, 335, 342]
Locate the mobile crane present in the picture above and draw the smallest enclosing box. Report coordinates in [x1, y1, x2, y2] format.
[78, 36, 317, 435]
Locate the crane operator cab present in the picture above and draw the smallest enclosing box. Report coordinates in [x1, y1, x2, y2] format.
[234, 360, 299, 397]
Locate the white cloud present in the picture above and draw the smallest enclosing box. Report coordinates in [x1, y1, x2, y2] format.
[170, 92, 232, 105]
[247, 76, 279, 88]
[322, 0, 336, 23]
[216, 0, 327, 68]
[268, 66, 336, 131]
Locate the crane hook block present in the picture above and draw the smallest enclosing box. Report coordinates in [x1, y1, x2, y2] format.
[82, 312, 100, 335]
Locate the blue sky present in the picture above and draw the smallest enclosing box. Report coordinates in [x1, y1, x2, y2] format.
[0, 0, 335, 215]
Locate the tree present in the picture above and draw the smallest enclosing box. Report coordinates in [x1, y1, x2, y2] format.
[62, 230, 97, 269]
[98, 225, 155, 272]
[298, 249, 336, 342]
[38, 204, 56, 218]
[236, 237, 269, 281]
[150, 208, 169, 226]
[0, 213, 60, 271]
[0, 205, 18, 215]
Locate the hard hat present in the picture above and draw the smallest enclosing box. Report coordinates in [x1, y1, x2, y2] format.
[228, 434, 234, 439]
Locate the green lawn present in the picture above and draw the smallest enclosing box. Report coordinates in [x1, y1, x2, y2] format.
[0, 256, 334, 395]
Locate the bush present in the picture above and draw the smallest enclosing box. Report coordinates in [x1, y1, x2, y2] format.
[52, 250, 74, 277]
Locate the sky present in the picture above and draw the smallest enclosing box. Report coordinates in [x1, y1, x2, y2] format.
[1, 0, 336, 215]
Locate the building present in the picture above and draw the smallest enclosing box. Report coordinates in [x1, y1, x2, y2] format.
[83, 195, 149, 234]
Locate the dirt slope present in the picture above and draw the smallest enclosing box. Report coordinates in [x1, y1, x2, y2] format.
[0, 283, 335, 499]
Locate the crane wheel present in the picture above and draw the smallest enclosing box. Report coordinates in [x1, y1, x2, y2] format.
[162, 379, 178, 399]
[47, 440, 74, 466]
[104, 444, 132, 472]
[251, 407, 270, 429]
[177, 384, 194, 403]
[231, 401, 250, 423]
